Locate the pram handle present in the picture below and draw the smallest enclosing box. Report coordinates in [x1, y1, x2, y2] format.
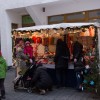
[30, 58, 44, 69]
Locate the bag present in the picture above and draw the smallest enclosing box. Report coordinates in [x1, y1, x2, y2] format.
[74, 61, 84, 72]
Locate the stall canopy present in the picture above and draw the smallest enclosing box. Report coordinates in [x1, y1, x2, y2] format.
[15, 23, 99, 31]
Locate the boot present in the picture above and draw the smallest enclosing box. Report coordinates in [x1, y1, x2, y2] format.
[1, 90, 5, 99]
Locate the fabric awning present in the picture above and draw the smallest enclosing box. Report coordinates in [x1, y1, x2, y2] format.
[14, 23, 99, 31]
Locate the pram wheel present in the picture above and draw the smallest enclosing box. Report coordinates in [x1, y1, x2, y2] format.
[14, 85, 18, 91]
[14, 84, 18, 89]
[27, 88, 32, 93]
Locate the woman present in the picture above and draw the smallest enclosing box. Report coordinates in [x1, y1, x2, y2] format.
[0, 51, 7, 99]
[54, 38, 70, 88]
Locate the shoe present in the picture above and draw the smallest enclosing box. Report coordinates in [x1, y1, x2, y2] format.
[39, 90, 46, 95]
[0, 95, 6, 99]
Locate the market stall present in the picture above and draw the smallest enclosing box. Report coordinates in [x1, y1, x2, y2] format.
[12, 23, 100, 89]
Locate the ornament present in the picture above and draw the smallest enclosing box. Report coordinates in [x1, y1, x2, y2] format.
[90, 80, 95, 86]
[85, 65, 90, 69]
[32, 36, 37, 43]
[84, 69, 88, 74]
[36, 37, 42, 43]
[83, 80, 87, 84]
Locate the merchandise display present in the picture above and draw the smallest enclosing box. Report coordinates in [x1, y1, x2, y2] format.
[12, 23, 100, 94]
[12, 23, 97, 61]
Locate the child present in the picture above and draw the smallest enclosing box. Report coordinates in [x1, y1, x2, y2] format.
[0, 51, 7, 99]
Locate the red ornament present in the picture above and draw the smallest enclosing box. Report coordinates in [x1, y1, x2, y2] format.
[32, 36, 37, 43]
[36, 37, 42, 43]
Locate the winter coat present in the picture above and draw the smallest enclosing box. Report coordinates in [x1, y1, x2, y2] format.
[32, 67, 53, 89]
[24, 45, 33, 58]
[0, 56, 7, 79]
[16, 47, 29, 68]
[54, 40, 70, 69]
[73, 41, 83, 60]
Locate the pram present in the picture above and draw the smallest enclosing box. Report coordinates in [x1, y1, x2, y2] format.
[13, 59, 42, 93]
[74, 61, 85, 91]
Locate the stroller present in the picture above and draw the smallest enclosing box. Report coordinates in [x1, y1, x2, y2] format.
[13, 59, 42, 93]
[74, 60, 85, 91]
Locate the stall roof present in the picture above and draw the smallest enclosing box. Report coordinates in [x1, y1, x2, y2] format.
[15, 23, 99, 31]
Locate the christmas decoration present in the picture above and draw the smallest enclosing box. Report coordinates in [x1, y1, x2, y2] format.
[83, 26, 100, 96]
[83, 79, 88, 84]
[90, 80, 95, 86]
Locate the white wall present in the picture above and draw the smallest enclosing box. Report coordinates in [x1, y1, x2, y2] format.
[45, 0, 100, 16]
[26, 6, 47, 25]
[0, 8, 22, 66]
[1, 0, 59, 10]
[0, 10, 12, 66]
[26, 0, 100, 25]
[7, 11, 22, 27]
[0, 0, 60, 66]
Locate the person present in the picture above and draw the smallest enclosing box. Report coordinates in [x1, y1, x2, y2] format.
[14, 46, 29, 83]
[73, 40, 83, 63]
[73, 40, 84, 91]
[37, 38, 45, 57]
[31, 66, 53, 95]
[24, 41, 33, 59]
[54, 38, 70, 88]
[13, 39, 24, 58]
[0, 51, 7, 99]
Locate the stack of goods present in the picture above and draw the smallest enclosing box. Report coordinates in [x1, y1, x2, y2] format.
[36, 52, 55, 64]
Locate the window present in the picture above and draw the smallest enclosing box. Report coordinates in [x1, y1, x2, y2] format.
[48, 15, 64, 24]
[89, 19, 100, 23]
[22, 15, 35, 27]
[48, 9, 100, 24]
[89, 10, 100, 18]
[67, 12, 85, 21]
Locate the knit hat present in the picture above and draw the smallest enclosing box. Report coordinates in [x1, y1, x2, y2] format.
[25, 41, 30, 44]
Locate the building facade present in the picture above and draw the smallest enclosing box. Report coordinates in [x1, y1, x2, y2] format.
[0, 0, 100, 66]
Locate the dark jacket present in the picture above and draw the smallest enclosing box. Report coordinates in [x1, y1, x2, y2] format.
[73, 41, 83, 60]
[54, 39, 70, 69]
[32, 67, 53, 89]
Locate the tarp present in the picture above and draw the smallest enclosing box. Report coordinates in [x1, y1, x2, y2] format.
[15, 22, 99, 31]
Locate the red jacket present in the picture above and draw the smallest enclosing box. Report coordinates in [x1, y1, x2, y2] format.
[24, 45, 33, 58]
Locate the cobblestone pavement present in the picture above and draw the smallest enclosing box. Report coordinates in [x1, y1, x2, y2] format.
[4, 69, 99, 100]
